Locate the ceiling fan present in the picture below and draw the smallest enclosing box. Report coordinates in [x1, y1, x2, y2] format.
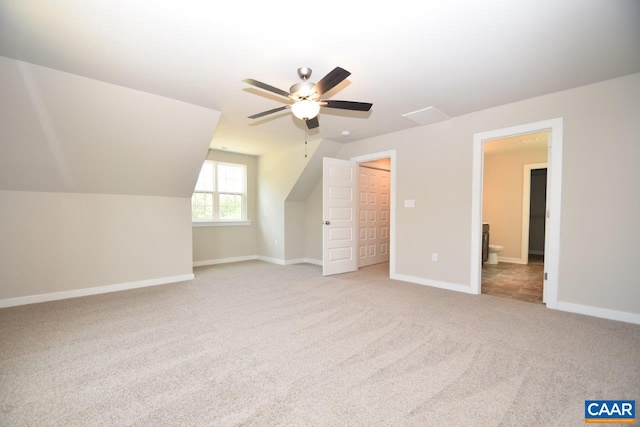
[243, 66, 372, 129]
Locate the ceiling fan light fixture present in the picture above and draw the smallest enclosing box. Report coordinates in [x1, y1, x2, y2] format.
[291, 100, 320, 120]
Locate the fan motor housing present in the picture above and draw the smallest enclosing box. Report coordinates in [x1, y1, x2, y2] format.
[290, 81, 316, 100]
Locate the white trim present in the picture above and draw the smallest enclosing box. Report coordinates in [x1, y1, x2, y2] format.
[521, 162, 547, 265]
[350, 150, 397, 278]
[0, 274, 194, 308]
[471, 118, 563, 310]
[497, 256, 528, 265]
[284, 258, 323, 266]
[554, 301, 640, 325]
[193, 255, 257, 267]
[192, 220, 251, 227]
[257, 256, 285, 265]
[391, 272, 475, 294]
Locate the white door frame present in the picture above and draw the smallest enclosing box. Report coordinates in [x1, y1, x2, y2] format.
[350, 150, 397, 275]
[521, 162, 547, 265]
[470, 118, 563, 308]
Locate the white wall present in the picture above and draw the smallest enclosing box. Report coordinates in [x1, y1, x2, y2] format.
[192, 150, 258, 264]
[0, 191, 193, 302]
[335, 73, 640, 317]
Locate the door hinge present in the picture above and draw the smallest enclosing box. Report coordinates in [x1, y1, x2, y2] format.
[544, 272, 548, 280]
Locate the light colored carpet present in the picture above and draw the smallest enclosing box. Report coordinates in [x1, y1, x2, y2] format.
[1, 261, 638, 426]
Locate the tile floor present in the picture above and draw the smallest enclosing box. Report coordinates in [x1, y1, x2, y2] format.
[481, 255, 544, 303]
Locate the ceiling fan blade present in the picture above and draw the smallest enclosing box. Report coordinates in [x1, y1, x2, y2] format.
[306, 117, 319, 129]
[313, 67, 351, 96]
[248, 105, 289, 119]
[243, 79, 291, 99]
[322, 100, 372, 111]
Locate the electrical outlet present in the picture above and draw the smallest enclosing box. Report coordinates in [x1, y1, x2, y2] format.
[432, 253, 438, 262]
[274, 239, 278, 246]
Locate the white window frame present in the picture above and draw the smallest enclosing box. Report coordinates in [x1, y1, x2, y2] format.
[192, 160, 250, 227]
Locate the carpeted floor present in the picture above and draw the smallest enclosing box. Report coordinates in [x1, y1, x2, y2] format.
[1, 261, 639, 426]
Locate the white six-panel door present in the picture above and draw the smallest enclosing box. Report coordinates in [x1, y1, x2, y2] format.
[358, 166, 390, 267]
[323, 158, 357, 276]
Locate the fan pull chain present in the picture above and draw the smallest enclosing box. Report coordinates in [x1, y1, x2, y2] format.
[304, 131, 308, 158]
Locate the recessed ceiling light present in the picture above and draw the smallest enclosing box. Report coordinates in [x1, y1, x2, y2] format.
[342, 130, 351, 137]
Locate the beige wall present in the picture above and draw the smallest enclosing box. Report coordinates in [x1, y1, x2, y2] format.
[257, 139, 341, 263]
[0, 191, 193, 300]
[335, 73, 640, 315]
[0, 57, 221, 304]
[257, 140, 325, 261]
[483, 145, 547, 260]
[192, 150, 258, 263]
[0, 56, 219, 197]
[304, 181, 323, 262]
[284, 201, 306, 260]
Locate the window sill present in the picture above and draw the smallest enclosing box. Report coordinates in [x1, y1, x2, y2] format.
[192, 220, 252, 228]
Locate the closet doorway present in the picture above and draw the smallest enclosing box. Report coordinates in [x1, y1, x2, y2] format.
[358, 158, 391, 268]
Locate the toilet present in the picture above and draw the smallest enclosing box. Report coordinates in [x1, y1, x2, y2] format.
[487, 245, 503, 264]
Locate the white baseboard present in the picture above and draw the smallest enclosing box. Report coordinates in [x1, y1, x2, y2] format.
[0, 274, 195, 309]
[391, 272, 477, 295]
[554, 301, 640, 325]
[257, 256, 285, 265]
[498, 256, 527, 264]
[193, 255, 257, 267]
[195, 255, 318, 268]
[284, 258, 323, 266]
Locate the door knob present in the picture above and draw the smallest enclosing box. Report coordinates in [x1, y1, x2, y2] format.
[324, 221, 331, 225]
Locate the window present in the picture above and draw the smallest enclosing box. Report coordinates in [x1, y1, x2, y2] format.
[192, 161, 247, 223]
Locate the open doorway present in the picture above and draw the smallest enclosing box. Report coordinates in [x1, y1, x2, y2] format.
[322, 150, 397, 278]
[481, 132, 548, 303]
[351, 150, 397, 277]
[527, 167, 548, 263]
[471, 118, 563, 308]
[357, 158, 391, 270]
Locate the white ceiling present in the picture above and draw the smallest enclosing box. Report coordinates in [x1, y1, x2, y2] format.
[1, 0, 639, 156]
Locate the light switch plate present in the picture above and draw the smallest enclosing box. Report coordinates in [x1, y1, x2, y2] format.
[404, 199, 415, 208]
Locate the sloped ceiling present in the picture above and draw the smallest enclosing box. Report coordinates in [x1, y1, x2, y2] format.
[0, 57, 220, 197]
[286, 139, 342, 202]
[1, 0, 639, 156]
